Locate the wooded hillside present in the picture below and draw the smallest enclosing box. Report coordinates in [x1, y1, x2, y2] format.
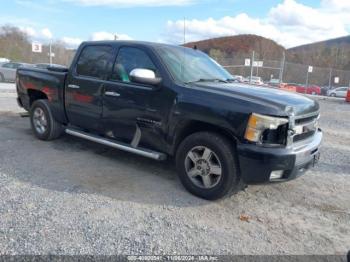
[0, 25, 75, 66]
[185, 34, 285, 61]
[287, 36, 350, 70]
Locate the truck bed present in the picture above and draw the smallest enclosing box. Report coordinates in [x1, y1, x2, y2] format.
[17, 67, 68, 124]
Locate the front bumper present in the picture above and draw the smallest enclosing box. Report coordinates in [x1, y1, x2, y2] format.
[237, 129, 323, 184]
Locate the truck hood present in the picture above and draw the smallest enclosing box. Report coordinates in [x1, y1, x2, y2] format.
[191, 82, 320, 117]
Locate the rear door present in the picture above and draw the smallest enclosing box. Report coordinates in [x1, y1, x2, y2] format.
[65, 45, 116, 131]
[101, 46, 169, 148]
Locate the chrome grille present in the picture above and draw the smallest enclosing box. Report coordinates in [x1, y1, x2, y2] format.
[292, 113, 319, 143]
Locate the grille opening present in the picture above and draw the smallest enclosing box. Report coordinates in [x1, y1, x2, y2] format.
[293, 130, 316, 142]
[295, 115, 318, 125]
[293, 113, 319, 143]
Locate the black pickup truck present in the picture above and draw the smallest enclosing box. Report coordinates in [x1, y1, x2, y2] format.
[16, 41, 322, 200]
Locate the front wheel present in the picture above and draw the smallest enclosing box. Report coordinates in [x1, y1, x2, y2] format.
[176, 132, 241, 200]
[30, 99, 63, 141]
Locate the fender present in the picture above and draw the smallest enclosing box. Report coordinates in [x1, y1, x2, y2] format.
[166, 98, 245, 155]
[17, 68, 68, 124]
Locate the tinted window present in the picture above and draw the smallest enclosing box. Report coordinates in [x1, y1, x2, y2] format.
[76, 45, 114, 79]
[12, 63, 22, 69]
[2, 63, 13, 68]
[111, 47, 157, 82]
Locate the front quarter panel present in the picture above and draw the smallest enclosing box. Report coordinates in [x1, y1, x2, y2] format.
[167, 87, 256, 147]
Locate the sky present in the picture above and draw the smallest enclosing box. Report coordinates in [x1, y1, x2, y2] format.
[0, 0, 349, 48]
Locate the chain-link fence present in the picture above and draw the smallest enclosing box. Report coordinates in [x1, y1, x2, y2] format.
[214, 52, 350, 88]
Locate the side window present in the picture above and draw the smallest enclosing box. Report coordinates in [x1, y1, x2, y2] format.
[111, 47, 157, 83]
[2, 63, 13, 68]
[76, 45, 114, 79]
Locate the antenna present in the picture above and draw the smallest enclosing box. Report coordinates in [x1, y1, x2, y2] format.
[181, 17, 186, 82]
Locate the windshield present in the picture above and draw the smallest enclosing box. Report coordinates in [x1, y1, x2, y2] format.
[157, 46, 233, 84]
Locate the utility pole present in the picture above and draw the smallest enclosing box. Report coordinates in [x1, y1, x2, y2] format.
[250, 50, 255, 84]
[279, 51, 285, 83]
[328, 68, 333, 89]
[49, 40, 52, 65]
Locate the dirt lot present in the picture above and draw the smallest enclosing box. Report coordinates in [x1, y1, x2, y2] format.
[0, 86, 349, 255]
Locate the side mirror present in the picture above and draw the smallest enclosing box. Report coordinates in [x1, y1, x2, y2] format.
[129, 68, 162, 86]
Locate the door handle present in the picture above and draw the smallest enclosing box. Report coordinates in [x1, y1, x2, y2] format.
[68, 84, 80, 89]
[105, 91, 121, 97]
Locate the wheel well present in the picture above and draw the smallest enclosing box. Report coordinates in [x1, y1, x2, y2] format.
[173, 120, 238, 154]
[28, 89, 48, 106]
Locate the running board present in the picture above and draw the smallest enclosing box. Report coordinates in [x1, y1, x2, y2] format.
[65, 128, 167, 161]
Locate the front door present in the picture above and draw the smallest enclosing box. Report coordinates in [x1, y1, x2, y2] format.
[102, 46, 168, 149]
[65, 45, 115, 131]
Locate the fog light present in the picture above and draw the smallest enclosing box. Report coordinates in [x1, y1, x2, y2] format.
[270, 170, 284, 180]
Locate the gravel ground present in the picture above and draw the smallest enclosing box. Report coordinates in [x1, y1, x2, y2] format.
[0, 86, 349, 255]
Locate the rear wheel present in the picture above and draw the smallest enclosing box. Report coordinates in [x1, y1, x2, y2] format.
[0, 73, 4, 82]
[176, 132, 242, 200]
[30, 99, 63, 140]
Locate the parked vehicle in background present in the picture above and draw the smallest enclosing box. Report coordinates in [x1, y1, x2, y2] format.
[34, 63, 67, 70]
[280, 84, 297, 93]
[320, 86, 330, 96]
[267, 79, 281, 88]
[242, 77, 250, 83]
[246, 76, 264, 85]
[283, 83, 300, 92]
[231, 75, 244, 82]
[16, 41, 322, 200]
[327, 87, 349, 98]
[283, 83, 321, 95]
[303, 85, 322, 95]
[0, 62, 31, 82]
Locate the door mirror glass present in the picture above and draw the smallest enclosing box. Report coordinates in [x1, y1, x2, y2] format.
[129, 68, 162, 86]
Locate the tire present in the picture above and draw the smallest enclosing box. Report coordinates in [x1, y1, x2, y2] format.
[176, 132, 242, 200]
[330, 93, 336, 97]
[0, 73, 4, 82]
[30, 99, 63, 141]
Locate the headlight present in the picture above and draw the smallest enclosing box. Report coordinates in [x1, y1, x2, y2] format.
[245, 113, 289, 145]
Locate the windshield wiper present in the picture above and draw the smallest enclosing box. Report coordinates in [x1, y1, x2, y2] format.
[185, 78, 228, 84]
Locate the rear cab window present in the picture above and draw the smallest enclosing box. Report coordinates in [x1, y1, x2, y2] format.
[76, 45, 114, 80]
